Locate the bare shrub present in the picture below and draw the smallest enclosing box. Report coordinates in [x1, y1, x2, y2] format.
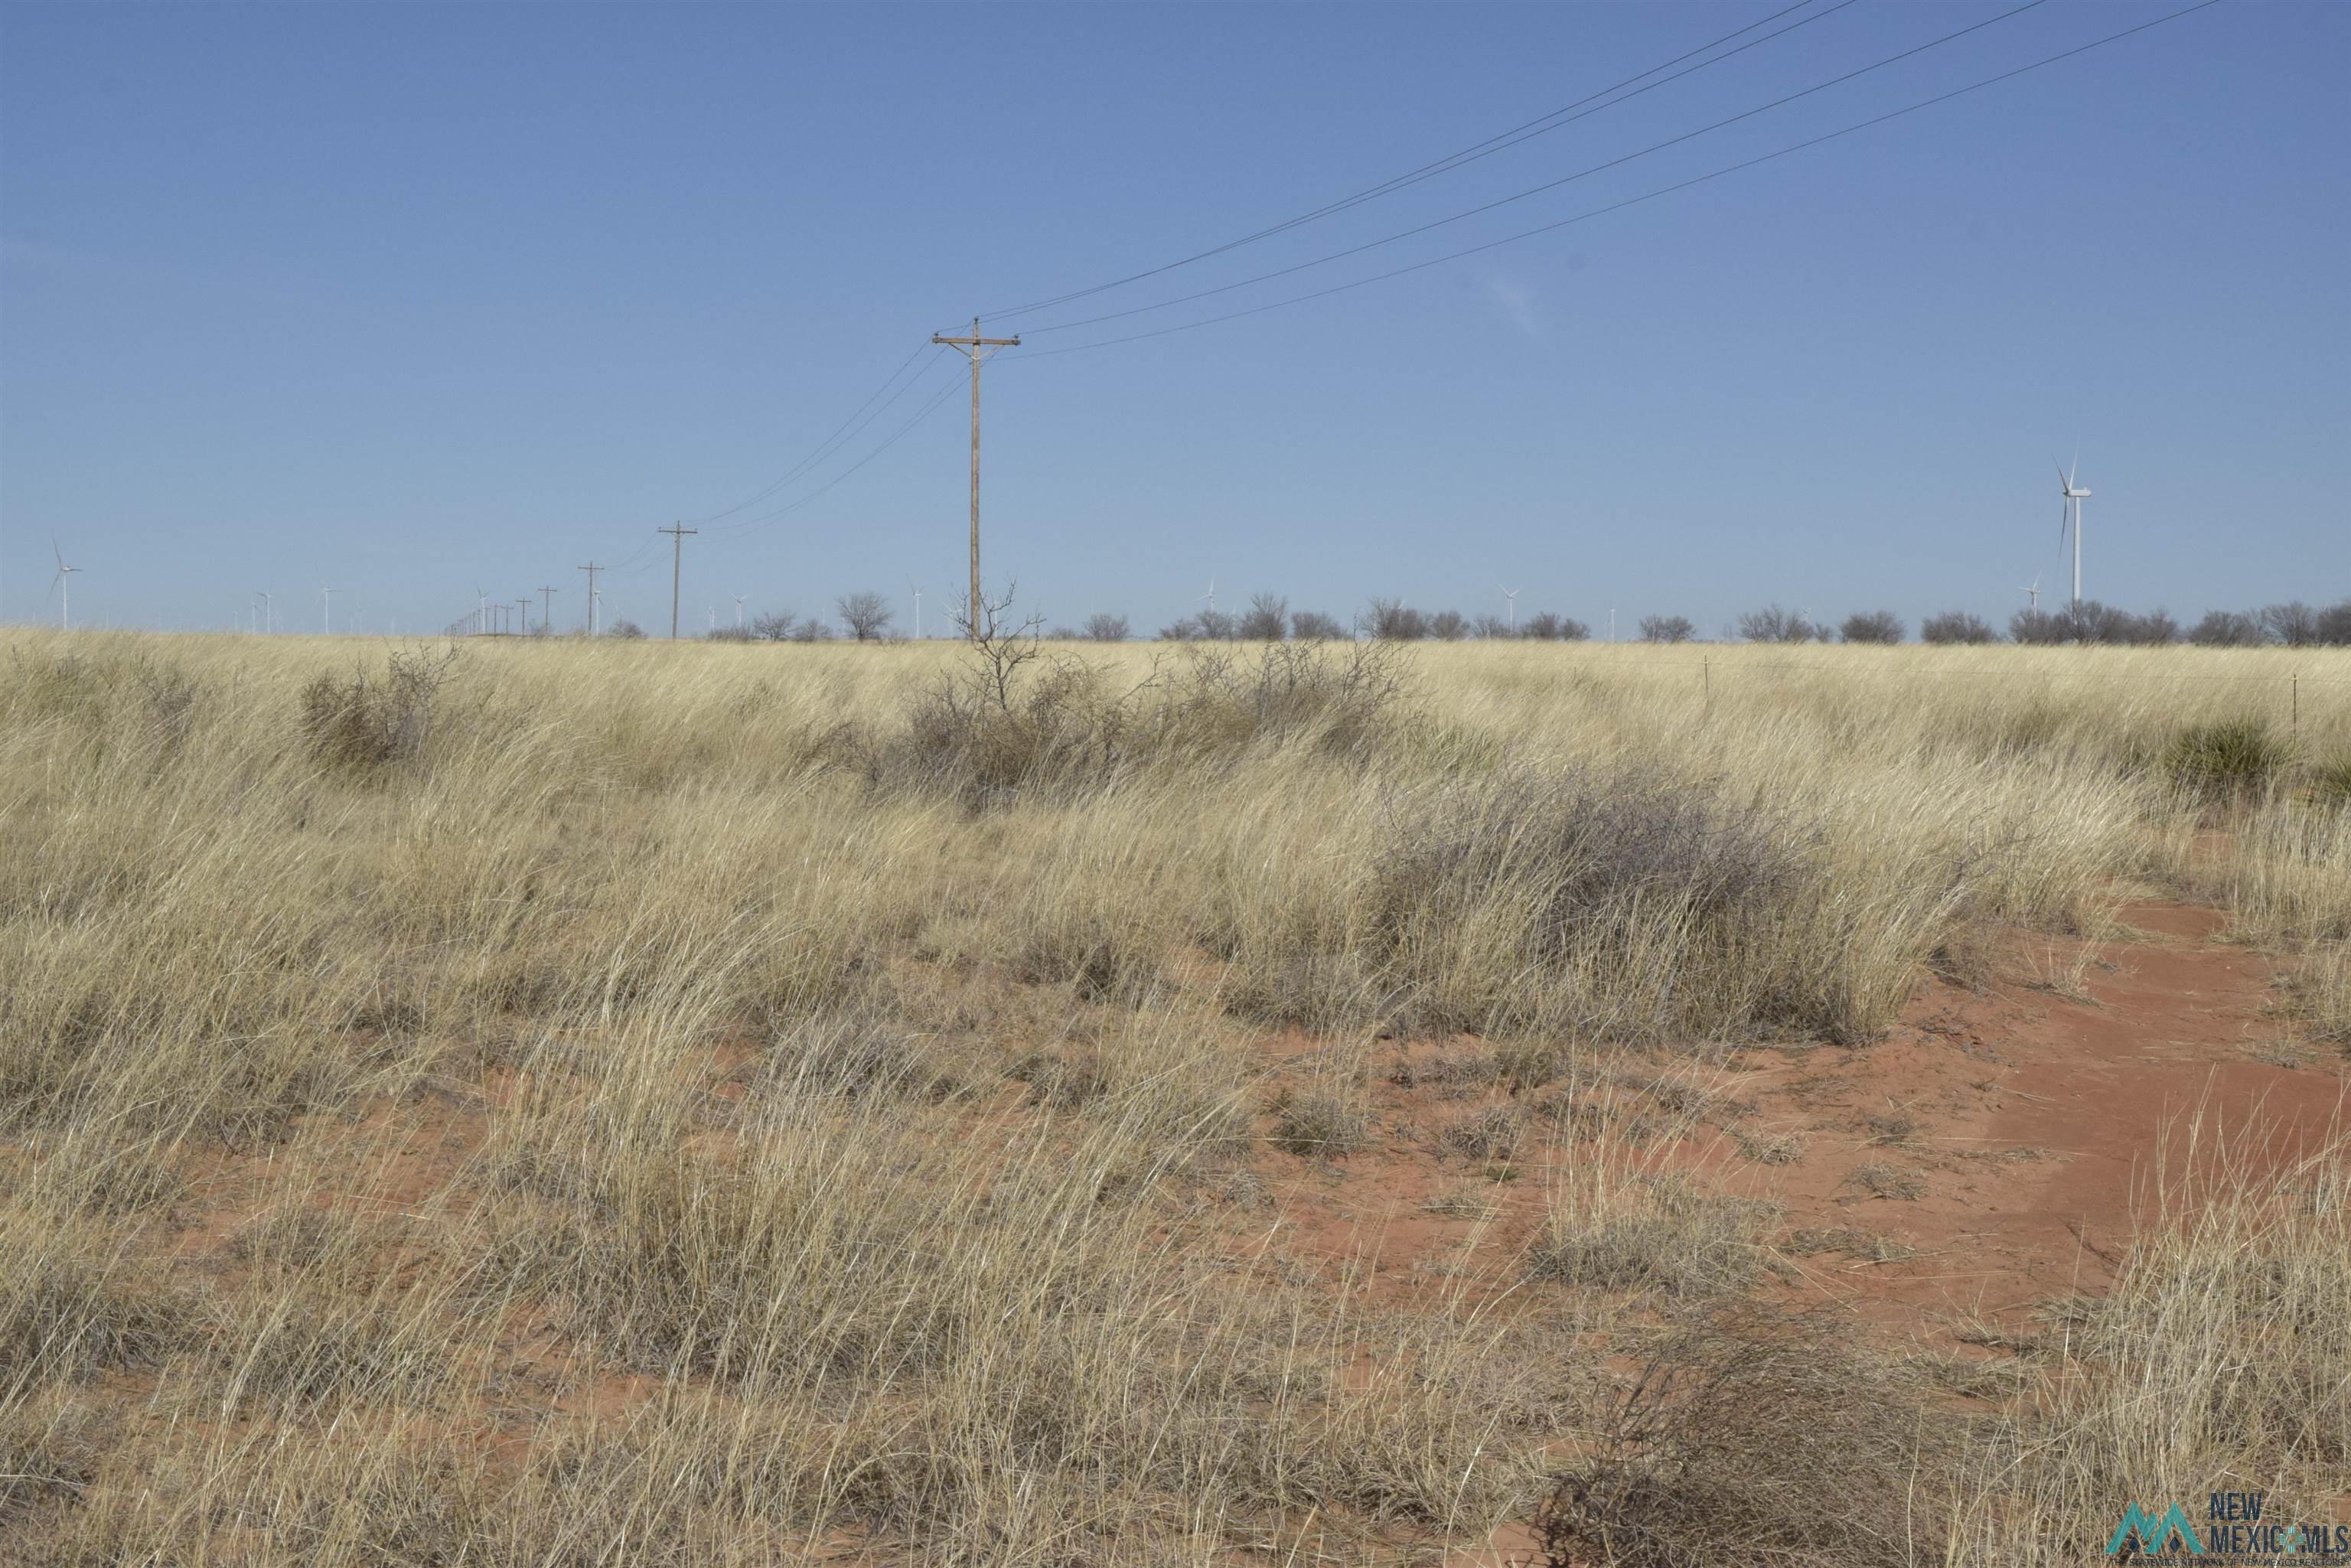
[1921, 610, 1997, 644]
[1738, 605, 1821, 644]
[1839, 610, 1904, 645]
[1638, 614, 1694, 643]
[1081, 612, 1130, 642]
[1290, 609, 1346, 641]
[1236, 593, 1288, 641]
[836, 592, 894, 642]
[298, 647, 458, 775]
[1535, 1307, 1956, 1568]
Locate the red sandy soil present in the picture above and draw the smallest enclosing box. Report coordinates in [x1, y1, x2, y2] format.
[122, 901, 2343, 1568]
[1278, 902, 2345, 1567]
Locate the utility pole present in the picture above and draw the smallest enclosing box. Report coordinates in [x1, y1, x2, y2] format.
[658, 523, 697, 639]
[931, 318, 1020, 637]
[579, 562, 602, 635]
[517, 598, 530, 635]
[540, 585, 559, 631]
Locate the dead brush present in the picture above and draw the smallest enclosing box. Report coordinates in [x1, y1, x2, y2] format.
[298, 646, 458, 775]
[1534, 1306, 1959, 1568]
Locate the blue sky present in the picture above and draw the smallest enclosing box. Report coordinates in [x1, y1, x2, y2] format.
[2, 0, 2343, 638]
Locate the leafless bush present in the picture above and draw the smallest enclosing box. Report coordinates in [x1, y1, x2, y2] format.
[1639, 614, 1694, 643]
[1082, 612, 1130, 642]
[1290, 609, 1347, 641]
[836, 592, 894, 642]
[1921, 610, 1997, 644]
[1365, 598, 1428, 641]
[1237, 593, 1289, 641]
[298, 647, 458, 775]
[1535, 1307, 1956, 1568]
[1840, 610, 1904, 644]
[1739, 605, 1824, 644]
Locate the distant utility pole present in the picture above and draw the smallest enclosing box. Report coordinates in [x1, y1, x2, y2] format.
[578, 562, 602, 634]
[931, 318, 1020, 637]
[658, 523, 697, 639]
[540, 585, 559, 631]
[517, 598, 530, 635]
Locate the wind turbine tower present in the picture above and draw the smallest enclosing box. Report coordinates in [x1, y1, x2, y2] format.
[2056, 458, 2092, 607]
[1499, 583, 1519, 632]
[48, 541, 80, 631]
[322, 585, 340, 635]
[2020, 576, 2041, 611]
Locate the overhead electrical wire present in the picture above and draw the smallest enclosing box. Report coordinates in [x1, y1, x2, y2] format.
[706, 354, 982, 533]
[1016, 0, 2052, 340]
[978, 0, 1857, 321]
[614, 0, 2219, 555]
[1009, 0, 2223, 360]
[683, 338, 935, 525]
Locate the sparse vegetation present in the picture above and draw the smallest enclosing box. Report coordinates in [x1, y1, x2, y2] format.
[2, 626, 2345, 1563]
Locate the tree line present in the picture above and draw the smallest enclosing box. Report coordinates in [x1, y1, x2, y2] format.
[654, 592, 2351, 647]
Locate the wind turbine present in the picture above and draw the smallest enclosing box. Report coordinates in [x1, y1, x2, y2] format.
[1201, 579, 1217, 618]
[48, 540, 80, 631]
[732, 593, 745, 631]
[256, 590, 273, 634]
[2020, 575, 2041, 612]
[321, 584, 339, 634]
[1498, 582, 1519, 632]
[910, 584, 923, 639]
[2056, 456, 2091, 607]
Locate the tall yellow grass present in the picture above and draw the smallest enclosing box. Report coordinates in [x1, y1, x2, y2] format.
[2, 628, 2344, 1563]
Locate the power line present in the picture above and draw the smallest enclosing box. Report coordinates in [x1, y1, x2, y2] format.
[978, 0, 1853, 322]
[1011, 0, 2222, 361]
[684, 340, 937, 525]
[709, 360, 973, 534]
[1016, 0, 2053, 341]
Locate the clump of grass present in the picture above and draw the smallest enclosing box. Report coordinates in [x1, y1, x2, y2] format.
[1270, 1088, 1370, 1160]
[1844, 1162, 1929, 1201]
[1732, 1128, 1808, 1165]
[2164, 716, 2285, 799]
[1860, 1110, 1923, 1147]
[1445, 1104, 1525, 1159]
[1784, 1226, 1914, 1262]
[2306, 751, 2351, 807]
[1531, 1169, 1775, 1300]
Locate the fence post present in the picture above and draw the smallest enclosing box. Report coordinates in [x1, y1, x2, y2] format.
[2291, 671, 2299, 734]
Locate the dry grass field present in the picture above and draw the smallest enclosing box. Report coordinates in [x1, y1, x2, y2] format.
[2, 627, 2346, 1566]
